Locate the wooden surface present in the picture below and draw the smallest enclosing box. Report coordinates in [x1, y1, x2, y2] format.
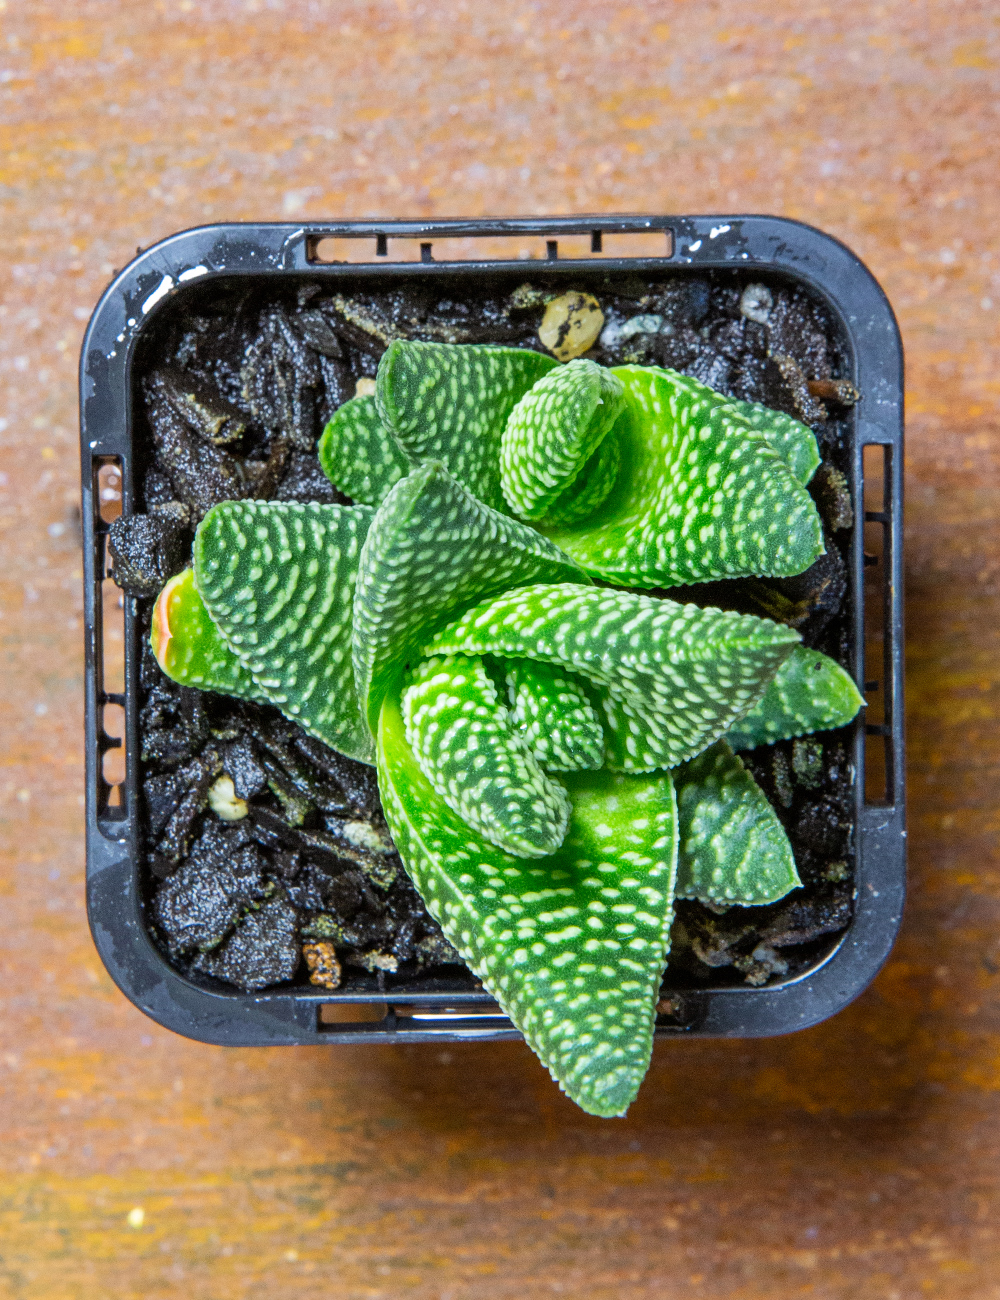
[1, 2, 998, 1296]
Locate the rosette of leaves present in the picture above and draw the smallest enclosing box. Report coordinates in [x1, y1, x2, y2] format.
[152, 341, 862, 1118]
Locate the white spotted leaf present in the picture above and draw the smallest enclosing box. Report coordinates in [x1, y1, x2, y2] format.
[377, 689, 678, 1118]
[193, 500, 375, 763]
[673, 740, 801, 906]
[500, 358, 625, 520]
[505, 658, 605, 772]
[540, 366, 824, 588]
[150, 567, 271, 704]
[725, 645, 866, 750]
[317, 393, 411, 506]
[722, 394, 820, 486]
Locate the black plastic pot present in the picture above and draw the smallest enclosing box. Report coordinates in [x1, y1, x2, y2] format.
[81, 215, 905, 1045]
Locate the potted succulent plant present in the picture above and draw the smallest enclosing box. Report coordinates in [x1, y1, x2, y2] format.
[82, 217, 905, 1117]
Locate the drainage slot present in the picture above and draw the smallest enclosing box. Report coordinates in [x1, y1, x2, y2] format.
[600, 229, 674, 259]
[862, 443, 893, 806]
[101, 700, 126, 800]
[306, 228, 674, 265]
[308, 236, 391, 264]
[97, 460, 122, 525]
[93, 456, 128, 825]
[394, 1005, 505, 1022]
[317, 1002, 387, 1029]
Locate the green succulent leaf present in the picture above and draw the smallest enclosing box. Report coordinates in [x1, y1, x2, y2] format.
[377, 690, 678, 1118]
[402, 653, 572, 858]
[540, 365, 824, 588]
[674, 740, 801, 906]
[427, 585, 800, 772]
[543, 432, 622, 527]
[375, 340, 557, 511]
[723, 396, 820, 486]
[352, 462, 589, 732]
[505, 658, 605, 772]
[193, 500, 376, 763]
[500, 359, 625, 519]
[150, 567, 270, 703]
[317, 394, 410, 506]
[725, 645, 866, 750]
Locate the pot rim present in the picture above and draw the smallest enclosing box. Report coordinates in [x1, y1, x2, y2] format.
[80, 214, 905, 1046]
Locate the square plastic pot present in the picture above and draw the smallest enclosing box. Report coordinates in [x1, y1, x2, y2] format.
[81, 215, 905, 1046]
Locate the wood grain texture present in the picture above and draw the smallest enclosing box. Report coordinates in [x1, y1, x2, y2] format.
[1, 1, 998, 1295]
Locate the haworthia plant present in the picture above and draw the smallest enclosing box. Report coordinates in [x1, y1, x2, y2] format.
[152, 339, 865, 1116]
[539, 366, 824, 588]
[351, 461, 588, 732]
[378, 691, 678, 1117]
[401, 653, 572, 858]
[674, 740, 801, 906]
[724, 645, 866, 750]
[375, 340, 557, 511]
[318, 393, 410, 506]
[193, 499, 376, 763]
[425, 585, 801, 772]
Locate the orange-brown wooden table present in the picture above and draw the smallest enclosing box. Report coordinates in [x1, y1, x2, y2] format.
[2, 3, 998, 1296]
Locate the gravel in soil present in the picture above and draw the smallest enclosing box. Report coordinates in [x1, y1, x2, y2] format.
[124, 269, 859, 995]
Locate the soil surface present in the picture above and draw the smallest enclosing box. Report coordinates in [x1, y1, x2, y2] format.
[117, 267, 859, 995]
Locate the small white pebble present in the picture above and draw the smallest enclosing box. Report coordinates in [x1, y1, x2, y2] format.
[342, 819, 392, 853]
[354, 376, 377, 397]
[619, 314, 664, 340]
[740, 283, 773, 324]
[208, 774, 248, 821]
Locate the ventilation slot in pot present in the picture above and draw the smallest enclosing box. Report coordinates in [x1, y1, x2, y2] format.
[315, 1001, 513, 1036]
[862, 442, 894, 806]
[317, 1002, 388, 1030]
[93, 457, 128, 827]
[306, 227, 673, 265]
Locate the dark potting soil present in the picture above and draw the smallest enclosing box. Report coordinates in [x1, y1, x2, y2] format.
[117, 267, 859, 996]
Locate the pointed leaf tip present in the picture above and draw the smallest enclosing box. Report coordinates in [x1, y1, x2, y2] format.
[723, 395, 820, 486]
[725, 645, 865, 750]
[151, 567, 269, 703]
[674, 740, 801, 907]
